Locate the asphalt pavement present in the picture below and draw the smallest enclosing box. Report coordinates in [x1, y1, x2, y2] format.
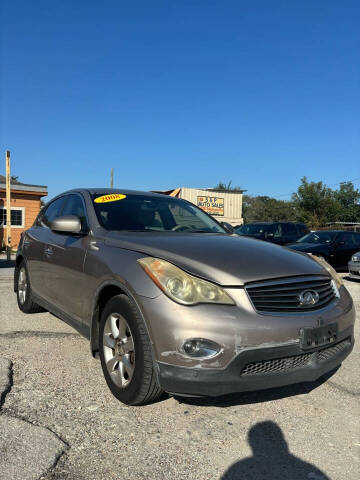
[0, 260, 359, 480]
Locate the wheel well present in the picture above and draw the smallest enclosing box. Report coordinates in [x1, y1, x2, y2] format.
[90, 284, 126, 357]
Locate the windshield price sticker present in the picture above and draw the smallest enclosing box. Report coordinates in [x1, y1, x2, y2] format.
[94, 194, 127, 203]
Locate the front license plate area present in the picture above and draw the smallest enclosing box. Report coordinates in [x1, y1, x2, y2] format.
[300, 322, 338, 350]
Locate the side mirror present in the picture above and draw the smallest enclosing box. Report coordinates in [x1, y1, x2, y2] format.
[50, 215, 82, 234]
[221, 222, 234, 234]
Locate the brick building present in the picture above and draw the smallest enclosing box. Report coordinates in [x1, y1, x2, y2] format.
[0, 175, 48, 249]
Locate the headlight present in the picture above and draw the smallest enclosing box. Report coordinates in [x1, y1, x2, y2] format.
[309, 254, 343, 288]
[138, 257, 234, 306]
[351, 254, 360, 262]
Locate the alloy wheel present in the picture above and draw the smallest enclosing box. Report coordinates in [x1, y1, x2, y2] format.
[18, 267, 27, 305]
[103, 313, 135, 388]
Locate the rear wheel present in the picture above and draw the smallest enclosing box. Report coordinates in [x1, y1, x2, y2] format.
[16, 262, 44, 313]
[99, 294, 163, 405]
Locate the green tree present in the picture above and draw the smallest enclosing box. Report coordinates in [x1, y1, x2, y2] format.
[292, 177, 340, 227]
[214, 180, 242, 191]
[334, 182, 360, 222]
[243, 195, 296, 223]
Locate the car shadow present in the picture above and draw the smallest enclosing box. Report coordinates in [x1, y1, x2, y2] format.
[173, 368, 339, 408]
[221, 420, 330, 479]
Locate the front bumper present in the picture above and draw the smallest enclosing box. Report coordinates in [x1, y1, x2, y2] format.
[348, 261, 360, 280]
[156, 326, 354, 397]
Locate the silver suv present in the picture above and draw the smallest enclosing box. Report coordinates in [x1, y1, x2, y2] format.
[15, 189, 355, 405]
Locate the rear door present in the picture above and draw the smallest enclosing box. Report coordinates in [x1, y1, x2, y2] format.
[332, 232, 359, 267]
[43, 193, 90, 322]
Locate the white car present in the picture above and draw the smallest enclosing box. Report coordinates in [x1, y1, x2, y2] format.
[348, 251, 360, 280]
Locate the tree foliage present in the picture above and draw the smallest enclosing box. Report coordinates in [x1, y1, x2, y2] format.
[215, 177, 360, 227]
[243, 196, 296, 223]
[291, 177, 341, 227]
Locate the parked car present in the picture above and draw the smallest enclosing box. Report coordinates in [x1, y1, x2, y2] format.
[287, 231, 360, 269]
[235, 222, 309, 245]
[15, 189, 355, 405]
[348, 251, 360, 280]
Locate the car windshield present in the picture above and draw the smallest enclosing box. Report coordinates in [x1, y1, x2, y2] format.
[236, 224, 274, 235]
[297, 232, 337, 244]
[91, 193, 226, 233]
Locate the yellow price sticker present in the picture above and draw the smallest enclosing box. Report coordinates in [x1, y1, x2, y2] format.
[94, 194, 127, 203]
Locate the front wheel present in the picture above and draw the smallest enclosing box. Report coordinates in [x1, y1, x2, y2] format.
[99, 294, 163, 405]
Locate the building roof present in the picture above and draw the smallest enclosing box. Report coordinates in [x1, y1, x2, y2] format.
[0, 174, 48, 195]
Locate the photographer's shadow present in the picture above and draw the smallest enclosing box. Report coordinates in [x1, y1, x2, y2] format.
[222, 421, 330, 480]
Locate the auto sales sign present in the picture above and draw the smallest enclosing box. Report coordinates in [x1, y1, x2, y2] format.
[197, 196, 224, 216]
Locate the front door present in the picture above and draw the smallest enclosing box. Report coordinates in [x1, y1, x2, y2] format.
[43, 193, 90, 322]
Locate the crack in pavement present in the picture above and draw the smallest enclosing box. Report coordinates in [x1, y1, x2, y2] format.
[0, 358, 13, 410]
[0, 358, 70, 480]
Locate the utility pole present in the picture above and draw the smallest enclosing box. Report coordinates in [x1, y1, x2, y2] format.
[5, 151, 11, 261]
[110, 168, 114, 188]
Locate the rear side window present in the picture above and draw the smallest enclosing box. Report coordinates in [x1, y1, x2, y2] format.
[41, 197, 67, 227]
[355, 233, 360, 247]
[62, 194, 88, 231]
[297, 224, 309, 236]
[281, 223, 297, 235]
[342, 232, 360, 247]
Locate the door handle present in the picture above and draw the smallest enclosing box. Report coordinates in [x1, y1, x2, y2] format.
[44, 247, 53, 256]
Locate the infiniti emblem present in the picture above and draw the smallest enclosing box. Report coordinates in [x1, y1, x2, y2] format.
[298, 289, 319, 306]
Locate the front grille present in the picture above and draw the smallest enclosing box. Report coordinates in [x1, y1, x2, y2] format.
[241, 353, 311, 376]
[246, 276, 336, 313]
[316, 338, 351, 361]
[350, 270, 360, 276]
[241, 337, 351, 376]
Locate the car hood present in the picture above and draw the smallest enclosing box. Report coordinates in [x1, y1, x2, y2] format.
[104, 232, 328, 285]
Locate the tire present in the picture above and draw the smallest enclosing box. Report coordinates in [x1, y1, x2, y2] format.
[16, 261, 44, 313]
[99, 294, 163, 406]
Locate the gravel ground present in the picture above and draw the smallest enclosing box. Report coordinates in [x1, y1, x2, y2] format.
[0, 269, 359, 480]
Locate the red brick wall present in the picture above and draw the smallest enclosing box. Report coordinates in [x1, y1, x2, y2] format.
[0, 192, 43, 249]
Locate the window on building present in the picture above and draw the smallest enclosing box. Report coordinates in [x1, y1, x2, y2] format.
[0, 207, 25, 228]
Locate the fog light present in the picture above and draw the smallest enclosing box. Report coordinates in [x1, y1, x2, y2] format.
[181, 339, 220, 358]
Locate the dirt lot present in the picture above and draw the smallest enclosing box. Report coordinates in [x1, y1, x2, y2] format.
[0, 268, 359, 480]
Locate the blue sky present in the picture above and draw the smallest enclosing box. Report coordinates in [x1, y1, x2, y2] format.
[1, 0, 359, 200]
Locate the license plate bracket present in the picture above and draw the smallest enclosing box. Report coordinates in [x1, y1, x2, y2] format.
[300, 322, 338, 350]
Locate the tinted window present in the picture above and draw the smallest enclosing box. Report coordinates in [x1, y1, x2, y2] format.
[297, 224, 309, 236]
[62, 194, 88, 231]
[42, 197, 67, 227]
[355, 233, 360, 247]
[297, 231, 338, 244]
[281, 223, 297, 235]
[338, 232, 360, 246]
[91, 194, 225, 233]
[236, 224, 273, 235]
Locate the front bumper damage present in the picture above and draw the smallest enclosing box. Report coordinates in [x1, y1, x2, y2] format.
[156, 326, 354, 397]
